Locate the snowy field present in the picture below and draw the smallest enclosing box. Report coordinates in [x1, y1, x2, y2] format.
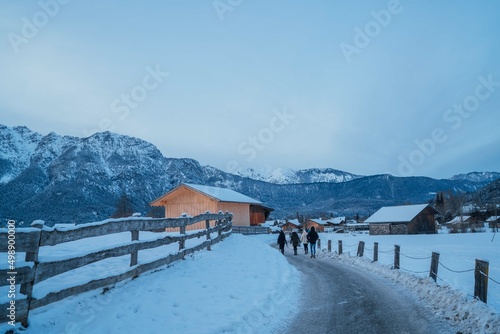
[318, 231, 500, 313]
[3, 230, 500, 333]
[317, 231, 500, 333]
[1, 233, 300, 333]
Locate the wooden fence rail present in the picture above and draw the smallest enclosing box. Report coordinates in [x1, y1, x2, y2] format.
[1, 212, 232, 327]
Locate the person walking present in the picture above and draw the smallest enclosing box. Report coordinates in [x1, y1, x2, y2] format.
[277, 230, 287, 255]
[307, 226, 319, 258]
[290, 230, 300, 255]
[300, 229, 309, 254]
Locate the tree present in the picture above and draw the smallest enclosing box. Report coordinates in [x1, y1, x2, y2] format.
[112, 194, 134, 218]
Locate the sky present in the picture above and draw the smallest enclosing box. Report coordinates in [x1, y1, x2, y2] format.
[1, 0, 499, 179]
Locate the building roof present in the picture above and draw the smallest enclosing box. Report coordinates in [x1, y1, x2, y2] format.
[486, 216, 500, 222]
[308, 218, 328, 225]
[184, 183, 262, 204]
[150, 183, 263, 206]
[447, 216, 473, 224]
[326, 217, 346, 225]
[285, 219, 301, 226]
[364, 204, 436, 224]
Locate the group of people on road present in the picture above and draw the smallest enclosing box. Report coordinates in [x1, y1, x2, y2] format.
[277, 226, 319, 258]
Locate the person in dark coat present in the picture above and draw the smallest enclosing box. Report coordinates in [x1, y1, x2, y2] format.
[277, 230, 287, 254]
[289, 230, 300, 255]
[307, 226, 319, 258]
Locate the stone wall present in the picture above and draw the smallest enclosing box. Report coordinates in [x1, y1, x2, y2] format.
[369, 224, 391, 235]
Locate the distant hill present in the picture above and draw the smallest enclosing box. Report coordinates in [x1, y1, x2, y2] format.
[0, 124, 498, 225]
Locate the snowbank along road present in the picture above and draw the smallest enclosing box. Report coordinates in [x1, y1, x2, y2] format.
[276, 248, 456, 334]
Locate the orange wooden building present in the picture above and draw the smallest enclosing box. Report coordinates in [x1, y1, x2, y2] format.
[150, 183, 273, 230]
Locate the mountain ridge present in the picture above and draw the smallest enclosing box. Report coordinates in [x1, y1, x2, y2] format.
[0, 124, 498, 225]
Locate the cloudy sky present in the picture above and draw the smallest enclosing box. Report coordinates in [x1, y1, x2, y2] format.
[1, 0, 499, 179]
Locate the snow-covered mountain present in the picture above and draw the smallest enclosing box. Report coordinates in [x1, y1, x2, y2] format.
[234, 167, 361, 184]
[0, 124, 498, 225]
[0, 125, 43, 184]
[450, 172, 500, 183]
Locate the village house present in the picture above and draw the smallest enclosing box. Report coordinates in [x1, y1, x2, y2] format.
[325, 217, 346, 232]
[446, 215, 482, 232]
[304, 218, 328, 232]
[150, 183, 273, 230]
[281, 219, 301, 232]
[365, 204, 439, 235]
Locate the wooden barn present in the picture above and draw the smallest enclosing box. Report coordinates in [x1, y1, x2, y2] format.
[365, 204, 439, 235]
[150, 183, 273, 230]
[282, 219, 301, 232]
[304, 218, 334, 232]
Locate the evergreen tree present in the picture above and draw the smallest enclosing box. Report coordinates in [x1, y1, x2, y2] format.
[112, 194, 134, 218]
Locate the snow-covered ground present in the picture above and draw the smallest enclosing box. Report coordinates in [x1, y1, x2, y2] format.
[317, 231, 500, 333]
[3, 230, 500, 333]
[1, 233, 300, 333]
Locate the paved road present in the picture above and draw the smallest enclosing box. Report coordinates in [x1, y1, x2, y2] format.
[276, 250, 456, 334]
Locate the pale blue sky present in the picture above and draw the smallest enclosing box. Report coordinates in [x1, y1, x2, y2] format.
[1, 0, 499, 179]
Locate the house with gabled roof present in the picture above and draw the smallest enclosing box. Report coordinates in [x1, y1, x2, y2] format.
[282, 219, 301, 232]
[150, 183, 273, 230]
[365, 204, 439, 235]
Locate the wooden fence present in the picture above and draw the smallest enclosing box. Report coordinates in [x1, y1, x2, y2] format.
[323, 238, 497, 305]
[1, 212, 232, 327]
[232, 226, 270, 235]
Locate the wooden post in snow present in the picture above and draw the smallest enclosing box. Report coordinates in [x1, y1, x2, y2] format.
[394, 245, 400, 270]
[474, 259, 489, 303]
[429, 252, 439, 282]
[130, 230, 139, 266]
[338, 240, 343, 255]
[206, 219, 211, 251]
[328, 239, 331, 252]
[357, 241, 365, 257]
[373, 242, 378, 262]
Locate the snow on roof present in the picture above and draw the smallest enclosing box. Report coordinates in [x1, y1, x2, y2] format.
[285, 219, 301, 226]
[486, 216, 500, 222]
[183, 183, 262, 205]
[447, 216, 472, 224]
[326, 217, 346, 225]
[309, 218, 328, 225]
[364, 204, 432, 224]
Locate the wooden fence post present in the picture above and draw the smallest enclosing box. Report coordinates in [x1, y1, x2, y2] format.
[328, 240, 331, 252]
[357, 241, 365, 257]
[474, 259, 489, 303]
[429, 252, 440, 282]
[206, 219, 211, 251]
[373, 242, 378, 262]
[394, 245, 400, 270]
[338, 240, 343, 255]
[130, 230, 139, 267]
[179, 225, 186, 251]
[318, 239, 321, 249]
[19, 220, 44, 327]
